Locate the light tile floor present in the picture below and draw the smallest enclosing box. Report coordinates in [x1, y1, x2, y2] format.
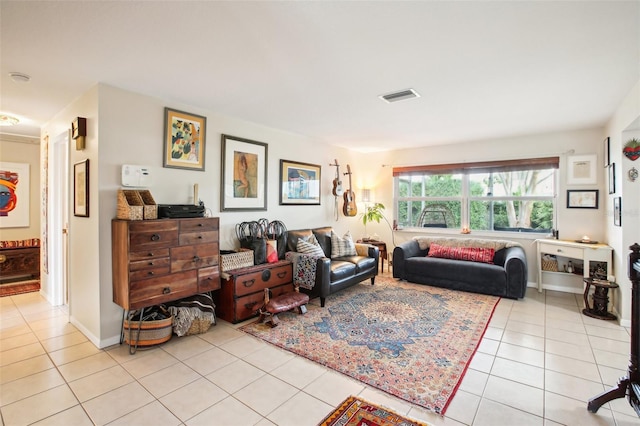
[1, 274, 639, 425]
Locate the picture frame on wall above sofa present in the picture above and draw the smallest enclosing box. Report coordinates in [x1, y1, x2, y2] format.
[613, 197, 621, 226]
[567, 154, 597, 185]
[163, 107, 206, 171]
[220, 134, 268, 211]
[566, 189, 598, 209]
[74, 159, 89, 217]
[279, 160, 321, 205]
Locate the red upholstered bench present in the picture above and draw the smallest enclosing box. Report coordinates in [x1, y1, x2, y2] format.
[258, 288, 309, 327]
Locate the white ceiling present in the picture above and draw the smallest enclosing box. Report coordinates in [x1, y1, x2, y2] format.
[1, 1, 638, 152]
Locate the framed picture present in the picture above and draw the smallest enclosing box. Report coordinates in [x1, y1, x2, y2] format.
[163, 107, 206, 171]
[608, 163, 616, 194]
[74, 159, 89, 217]
[279, 160, 321, 205]
[0, 161, 30, 228]
[613, 197, 621, 226]
[603, 137, 610, 167]
[220, 134, 267, 211]
[567, 154, 597, 185]
[566, 189, 598, 209]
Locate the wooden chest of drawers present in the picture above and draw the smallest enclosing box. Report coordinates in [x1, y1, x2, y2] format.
[216, 260, 293, 323]
[0, 246, 40, 284]
[112, 217, 220, 310]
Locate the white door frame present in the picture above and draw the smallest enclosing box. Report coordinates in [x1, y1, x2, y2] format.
[48, 131, 69, 306]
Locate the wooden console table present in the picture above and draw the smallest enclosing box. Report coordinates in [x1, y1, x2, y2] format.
[536, 239, 613, 293]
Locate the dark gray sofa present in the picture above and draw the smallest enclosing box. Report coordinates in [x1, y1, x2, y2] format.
[286, 227, 379, 307]
[392, 238, 527, 299]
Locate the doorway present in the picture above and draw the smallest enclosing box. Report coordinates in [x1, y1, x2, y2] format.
[48, 131, 69, 306]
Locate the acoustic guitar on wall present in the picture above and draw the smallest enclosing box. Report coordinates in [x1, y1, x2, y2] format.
[343, 164, 357, 216]
[332, 159, 343, 197]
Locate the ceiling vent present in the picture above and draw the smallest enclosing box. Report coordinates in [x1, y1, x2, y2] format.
[379, 88, 420, 103]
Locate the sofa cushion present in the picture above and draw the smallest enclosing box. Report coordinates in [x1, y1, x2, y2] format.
[406, 256, 506, 288]
[338, 255, 377, 273]
[427, 243, 495, 264]
[331, 230, 357, 258]
[330, 260, 357, 281]
[297, 239, 325, 257]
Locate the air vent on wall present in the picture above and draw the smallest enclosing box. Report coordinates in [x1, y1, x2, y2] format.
[379, 88, 420, 103]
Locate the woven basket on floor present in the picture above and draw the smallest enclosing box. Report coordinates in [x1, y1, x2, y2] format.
[185, 317, 214, 335]
[123, 316, 173, 346]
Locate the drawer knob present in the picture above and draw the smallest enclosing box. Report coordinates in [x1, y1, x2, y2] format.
[0, 254, 5, 263]
[162, 287, 170, 294]
[243, 279, 255, 288]
[148, 271, 154, 276]
[198, 223, 203, 227]
[148, 261, 154, 266]
[148, 252, 154, 257]
[151, 234, 160, 242]
[277, 271, 286, 279]
[262, 270, 271, 281]
[244, 301, 257, 310]
[198, 235, 203, 239]
[193, 255, 201, 262]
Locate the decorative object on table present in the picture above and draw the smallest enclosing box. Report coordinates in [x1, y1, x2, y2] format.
[567, 154, 597, 184]
[0, 162, 30, 228]
[614, 197, 622, 226]
[319, 396, 429, 426]
[221, 134, 267, 211]
[342, 164, 357, 216]
[279, 159, 321, 205]
[576, 236, 599, 244]
[603, 136, 610, 167]
[608, 163, 616, 194]
[136, 190, 157, 220]
[220, 249, 254, 272]
[566, 189, 598, 209]
[360, 202, 396, 248]
[74, 159, 89, 217]
[623, 138, 640, 161]
[71, 116, 87, 151]
[241, 277, 499, 415]
[236, 219, 269, 265]
[541, 254, 559, 272]
[163, 107, 206, 171]
[629, 167, 638, 182]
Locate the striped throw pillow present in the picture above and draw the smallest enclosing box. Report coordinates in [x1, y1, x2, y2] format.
[297, 239, 325, 257]
[331, 230, 357, 258]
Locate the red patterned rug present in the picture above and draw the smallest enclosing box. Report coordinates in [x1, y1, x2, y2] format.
[320, 395, 430, 426]
[241, 277, 499, 415]
[0, 280, 40, 297]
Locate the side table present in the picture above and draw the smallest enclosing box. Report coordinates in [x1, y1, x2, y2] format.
[358, 239, 387, 272]
[582, 277, 619, 320]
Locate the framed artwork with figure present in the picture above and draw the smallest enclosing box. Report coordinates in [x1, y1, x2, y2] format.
[220, 134, 267, 211]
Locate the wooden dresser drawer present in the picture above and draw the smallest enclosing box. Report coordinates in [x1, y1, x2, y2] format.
[179, 218, 219, 232]
[198, 266, 221, 292]
[129, 271, 197, 309]
[179, 230, 219, 246]
[233, 263, 292, 297]
[171, 244, 219, 272]
[129, 248, 170, 261]
[129, 225, 179, 251]
[232, 282, 293, 322]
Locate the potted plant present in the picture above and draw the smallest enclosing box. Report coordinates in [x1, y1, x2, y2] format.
[361, 202, 393, 242]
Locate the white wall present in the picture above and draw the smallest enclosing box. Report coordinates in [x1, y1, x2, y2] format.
[0, 138, 41, 241]
[605, 78, 640, 326]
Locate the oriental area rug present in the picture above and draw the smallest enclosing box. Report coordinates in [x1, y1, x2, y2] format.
[320, 395, 430, 426]
[241, 277, 499, 415]
[0, 280, 40, 297]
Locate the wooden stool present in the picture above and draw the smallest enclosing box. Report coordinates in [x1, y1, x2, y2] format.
[258, 288, 309, 327]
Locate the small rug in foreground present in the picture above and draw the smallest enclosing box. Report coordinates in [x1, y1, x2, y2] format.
[241, 277, 499, 415]
[320, 396, 430, 426]
[0, 280, 40, 297]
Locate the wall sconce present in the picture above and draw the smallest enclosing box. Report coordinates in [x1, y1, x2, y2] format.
[362, 189, 371, 204]
[72, 117, 87, 150]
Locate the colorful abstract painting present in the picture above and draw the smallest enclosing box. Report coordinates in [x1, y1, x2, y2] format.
[0, 162, 30, 228]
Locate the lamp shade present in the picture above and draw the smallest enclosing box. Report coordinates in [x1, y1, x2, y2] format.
[362, 189, 371, 203]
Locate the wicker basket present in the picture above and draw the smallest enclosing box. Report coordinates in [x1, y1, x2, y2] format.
[137, 190, 157, 220]
[123, 315, 173, 346]
[541, 257, 559, 272]
[185, 317, 214, 335]
[117, 189, 144, 220]
[221, 249, 254, 271]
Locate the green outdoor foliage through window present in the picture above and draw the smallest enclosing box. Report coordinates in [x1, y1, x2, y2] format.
[395, 165, 556, 234]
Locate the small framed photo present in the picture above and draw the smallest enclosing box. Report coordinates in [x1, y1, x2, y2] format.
[613, 197, 621, 226]
[163, 107, 206, 171]
[221, 134, 268, 211]
[608, 163, 616, 194]
[567, 154, 597, 185]
[279, 160, 321, 205]
[567, 189, 598, 209]
[603, 137, 610, 167]
[74, 159, 89, 217]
